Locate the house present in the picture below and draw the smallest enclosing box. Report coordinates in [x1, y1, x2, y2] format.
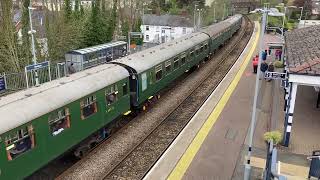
[141, 14, 194, 44]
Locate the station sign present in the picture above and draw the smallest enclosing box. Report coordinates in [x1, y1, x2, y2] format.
[0, 76, 6, 92]
[26, 61, 49, 72]
[265, 72, 286, 80]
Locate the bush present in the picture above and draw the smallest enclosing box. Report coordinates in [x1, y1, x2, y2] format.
[274, 61, 284, 68]
[264, 131, 282, 145]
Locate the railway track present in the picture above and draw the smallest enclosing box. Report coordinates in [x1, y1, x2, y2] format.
[103, 17, 254, 180]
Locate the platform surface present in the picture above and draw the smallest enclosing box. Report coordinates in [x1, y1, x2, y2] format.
[145, 24, 320, 180]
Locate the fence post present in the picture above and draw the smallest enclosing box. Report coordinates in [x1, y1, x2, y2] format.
[48, 61, 52, 81]
[3, 72, 7, 90]
[25, 67, 29, 89]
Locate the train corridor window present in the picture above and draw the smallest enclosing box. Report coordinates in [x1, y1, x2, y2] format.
[155, 64, 163, 81]
[190, 51, 194, 57]
[195, 48, 200, 55]
[106, 85, 118, 105]
[80, 95, 98, 119]
[122, 83, 128, 96]
[48, 108, 71, 136]
[165, 60, 171, 73]
[5, 125, 35, 161]
[174, 57, 179, 70]
[181, 56, 186, 65]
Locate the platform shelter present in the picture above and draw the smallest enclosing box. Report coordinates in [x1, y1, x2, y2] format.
[283, 25, 320, 147]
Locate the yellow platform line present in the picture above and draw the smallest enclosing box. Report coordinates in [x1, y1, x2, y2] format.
[167, 23, 261, 180]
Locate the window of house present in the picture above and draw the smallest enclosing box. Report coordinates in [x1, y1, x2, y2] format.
[146, 35, 149, 41]
[48, 108, 71, 136]
[171, 36, 174, 40]
[165, 60, 171, 73]
[5, 125, 35, 161]
[80, 95, 97, 119]
[174, 57, 179, 70]
[122, 83, 128, 96]
[146, 26, 149, 31]
[162, 29, 165, 33]
[106, 85, 118, 105]
[183, 27, 186, 34]
[155, 64, 163, 81]
[181, 56, 186, 64]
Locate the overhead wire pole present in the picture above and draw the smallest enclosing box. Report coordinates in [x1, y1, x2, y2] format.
[28, 5, 40, 87]
[244, 6, 268, 180]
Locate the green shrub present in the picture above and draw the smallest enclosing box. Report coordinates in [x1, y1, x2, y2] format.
[264, 131, 282, 145]
[274, 61, 284, 68]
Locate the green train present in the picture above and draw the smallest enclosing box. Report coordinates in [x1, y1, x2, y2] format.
[0, 14, 242, 179]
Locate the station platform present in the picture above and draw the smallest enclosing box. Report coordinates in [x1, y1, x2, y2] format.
[144, 22, 320, 179]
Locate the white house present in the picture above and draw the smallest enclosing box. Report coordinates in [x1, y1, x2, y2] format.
[141, 14, 194, 44]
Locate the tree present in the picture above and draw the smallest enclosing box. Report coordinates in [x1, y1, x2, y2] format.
[20, 0, 32, 66]
[0, 0, 20, 72]
[64, 0, 72, 21]
[83, 0, 109, 46]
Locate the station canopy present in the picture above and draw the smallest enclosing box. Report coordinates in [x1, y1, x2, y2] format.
[68, 41, 127, 55]
[285, 25, 320, 86]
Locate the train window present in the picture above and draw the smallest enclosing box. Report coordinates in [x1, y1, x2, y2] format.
[181, 56, 186, 65]
[106, 85, 118, 105]
[165, 60, 171, 73]
[155, 64, 163, 81]
[80, 95, 98, 119]
[174, 57, 179, 70]
[196, 48, 200, 55]
[122, 83, 128, 95]
[48, 108, 71, 136]
[190, 51, 194, 57]
[5, 125, 35, 161]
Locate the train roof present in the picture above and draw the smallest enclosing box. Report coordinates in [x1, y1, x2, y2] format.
[113, 15, 242, 74]
[113, 32, 209, 73]
[67, 41, 127, 55]
[0, 64, 129, 135]
[201, 14, 243, 37]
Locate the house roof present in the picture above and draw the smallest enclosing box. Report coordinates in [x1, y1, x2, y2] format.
[285, 25, 320, 76]
[142, 14, 193, 27]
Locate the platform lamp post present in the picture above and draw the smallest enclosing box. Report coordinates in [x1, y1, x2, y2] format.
[298, 7, 304, 20]
[28, 6, 40, 87]
[213, 1, 216, 23]
[244, 6, 268, 180]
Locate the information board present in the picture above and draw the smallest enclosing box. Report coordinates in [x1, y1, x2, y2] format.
[0, 76, 6, 92]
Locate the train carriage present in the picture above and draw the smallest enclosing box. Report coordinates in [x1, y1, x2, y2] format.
[0, 14, 243, 180]
[0, 64, 131, 180]
[112, 32, 210, 108]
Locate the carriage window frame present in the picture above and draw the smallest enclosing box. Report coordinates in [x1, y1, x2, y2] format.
[181, 55, 186, 65]
[48, 108, 71, 136]
[155, 64, 163, 81]
[173, 57, 179, 70]
[122, 82, 128, 96]
[106, 85, 118, 106]
[165, 60, 172, 74]
[80, 95, 98, 119]
[4, 125, 35, 161]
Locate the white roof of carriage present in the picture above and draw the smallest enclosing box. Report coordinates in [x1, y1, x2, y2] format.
[0, 64, 129, 134]
[113, 32, 209, 73]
